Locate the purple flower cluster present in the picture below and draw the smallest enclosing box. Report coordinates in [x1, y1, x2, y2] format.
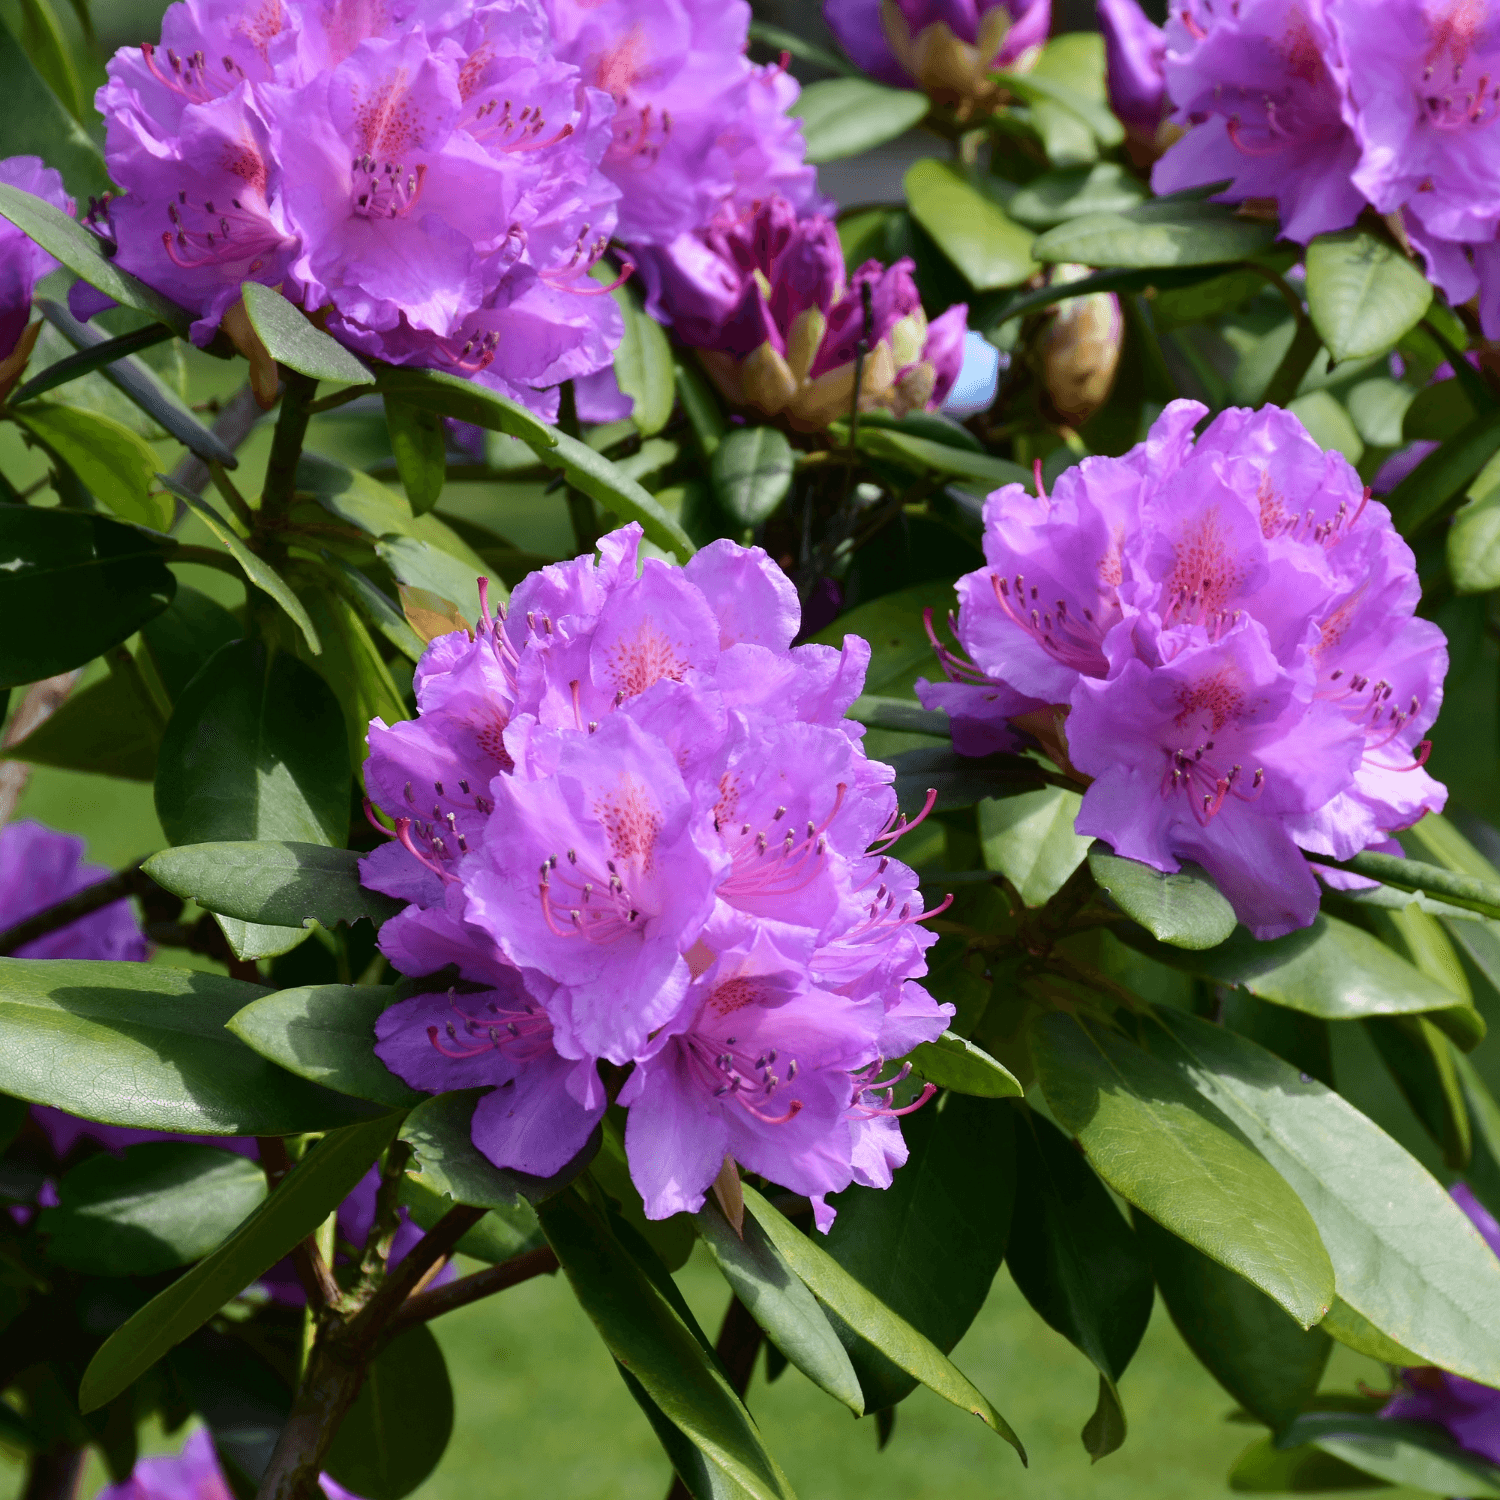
[0, 156, 72, 375]
[1382, 1185, 1500, 1461]
[1140, 0, 1500, 332]
[918, 400, 1448, 939]
[637, 195, 968, 431]
[824, 0, 1051, 114]
[362, 526, 951, 1228]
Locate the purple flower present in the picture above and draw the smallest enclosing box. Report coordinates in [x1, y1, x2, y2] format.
[96, 0, 625, 415]
[1381, 1185, 1500, 1463]
[364, 527, 952, 1225]
[1098, 0, 1168, 145]
[0, 157, 71, 366]
[96, 1428, 360, 1500]
[823, 0, 1051, 114]
[1152, 0, 1367, 244]
[636, 195, 969, 431]
[918, 401, 1448, 939]
[0, 821, 148, 962]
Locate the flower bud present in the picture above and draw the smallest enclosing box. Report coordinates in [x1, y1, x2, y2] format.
[1038, 265, 1123, 427]
[0, 157, 70, 397]
[1098, 0, 1169, 159]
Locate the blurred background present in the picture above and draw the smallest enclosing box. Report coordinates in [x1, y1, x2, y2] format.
[0, 0, 1428, 1493]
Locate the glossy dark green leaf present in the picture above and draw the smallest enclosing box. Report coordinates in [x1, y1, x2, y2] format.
[159, 478, 322, 654]
[0, 654, 163, 781]
[156, 639, 349, 852]
[12, 403, 172, 531]
[611, 287, 675, 438]
[588, 1119, 695, 1272]
[0, 17, 109, 198]
[538, 1189, 794, 1500]
[616, 1363, 759, 1500]
[542, 428, 695, 561]
[848, 695, 949, 737]
[79, 1114, 401, 1412]
[1007, 163, 1148, 229]
[398, 1176, 542, 1264]
[15, 0, 83, 119]
[1007, 1113, 1153, 1460]
[711, 427, 794, 528]
[0, 958, 379, 1134]
[904, 161, 1039, 292]
[1135, 1213, 1330, 1431]
[792, 78, 929, 163]
[696, 1197, 863, 1416]
[0, 507, 176, 688]
[324, 1325, 453, 1500]
[240, 282, 372, 386]
[9, 321, 174, 406]
[1088, 843, 1237, 950]
[809, 579, 974, 697]
[39, 1142, 268, 1276]
[889, 745, 1051, 815]
[1125, 912, 1461, 1020]
[1386, 410, 1500, 538]
[1228, 1434, 1400, 1493]
[852, 424, 1031, 489]
[1030, 1013, 1334, 1327]
[1032, 195, 1278, 269]
[228, 983, 422, 1109]
[316, 552, 425, 663]
[821, 1095, 1015, 1415]
[1277, 1413, 1500, 1498]
[141, 585, 243, 703]
[1304, 231, 1433, 362]
[906, 1031, 1022, 1098]
[375, 535, 492, 615]
[1406, 375, 1477, 442]
[371, 365, 558, 450]
[1314, 847, 1500, 920]
[1144, 1008, 1500, 1386]
[383, 396, 446, 516]
[980, 787, 1089, 906]
[741, 1183, 1024, 1456]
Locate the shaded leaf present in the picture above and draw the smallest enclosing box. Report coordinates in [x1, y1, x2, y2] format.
[1277, 1412, 1500, 1499]
[1007, 163, 1148, 229]
[141, 585, 243, 703]
[852, 424, 1031, 488]
[711, 427, 794, 528]
[980, 786, 1088, 906]
[0, 18, 109, 198]
[383, 397, 446, 516]
[1228, 1434, 1400, 1493]
[1386, 410, 1500, 538]
[240, 282, 373, 386]
[371, 365, 557, 450]
[1, 655, 163, 781]
[611, 286, 675, 438]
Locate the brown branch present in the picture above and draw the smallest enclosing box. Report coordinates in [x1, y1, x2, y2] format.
[355, 1202, 487, 1330]
[0, 865, 155, 956]
[383, 1245, 559, 1339]
[256, 1138, 338, 1312]
[21, 1448, 85, 1500]
[0, 673, 81, 830]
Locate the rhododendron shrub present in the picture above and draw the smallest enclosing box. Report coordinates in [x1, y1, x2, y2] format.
[5, 0, 1500, 1497]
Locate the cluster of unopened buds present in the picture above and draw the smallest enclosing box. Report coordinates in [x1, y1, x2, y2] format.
[362, 527, 952, 1228]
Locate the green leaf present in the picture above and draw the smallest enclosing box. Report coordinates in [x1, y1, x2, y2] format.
[1020, 32, 1117, 165]
[848, 695, 949, 737]
[0, 183, 189, 337]
[79, 1114, 402, 1412]
[0, 653, 163, 781]
[995, 71, 1124, 153]
[1319, 1298, 1423, 1366]
[29, 298, 237, 469]
[375, 535, 492, 616]
[1006, 163, 1148, 229]
[889, 744, 1050, 815]
[315, 552, 425, 663]
[0, 17, 109, 198]
[162, 480, 322, 654]
[1134, 1213, 1330, 1431]
[1006, 1113, 1153, 1460]
[791, 77, 929, 163]
[240, 282, 373, 386]
[1124, 911, 1462, 1020]
[906, 1032, 1022, 1098]
[324, 1325, 453, 1500]
[15, 0, 83, 119]
[1030, 1012, 1334, 1327]
[822, 1096, 1016, 1413]
[9, 321, 174, 406]
[1304, 231, 1433, 363]
[710, 427, 794, 528]
[156, 639, 349, 855]
[1365, 1013, 1471, 1168]
[1228, 1433, 1404, 1493]
[539, 1189, 794, 1500]
[1144, 1008, 1500, 1386]
[676, 358, 726, 460]
[1405, 375, 1476, 442]
[1278, 1413, 1500, 1499]
[146, 842, 400, 932]
[302, 588, 408, 766]
[228, 983, 420, 1109]
[383, 397, 446, 517]
[611, 287, 675, 438]
[1286, 390, 1364, 466]
[1386, 410, 1500, 538]
[1032, 195, 1278, 269]
[400, 1089, 597, 1208]
[0, 508, 176, 689]
[542, 428, 695, 561]
[696, 1198, 864, 1417]
[398, 1176, 542, 1264]
[851, 424, 1031, 489]
[13, 402, 172, 531]
[904, 161, 1039, 292]
[808, 578, 969, 698]
[371, 365, 558, 452]
[141, 584, 244, 703]
[1344, 377, 1414, 448]
[980, 786, 1089, 907]
[741, 1182, 1024, 1455]
[1314, 846, 1500, 920]
[39, 1143, 267, 1276]
[0, 957, 380, 1134]
[1088, 843, 1237, 950]
[1449, 448, 1500, 594]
